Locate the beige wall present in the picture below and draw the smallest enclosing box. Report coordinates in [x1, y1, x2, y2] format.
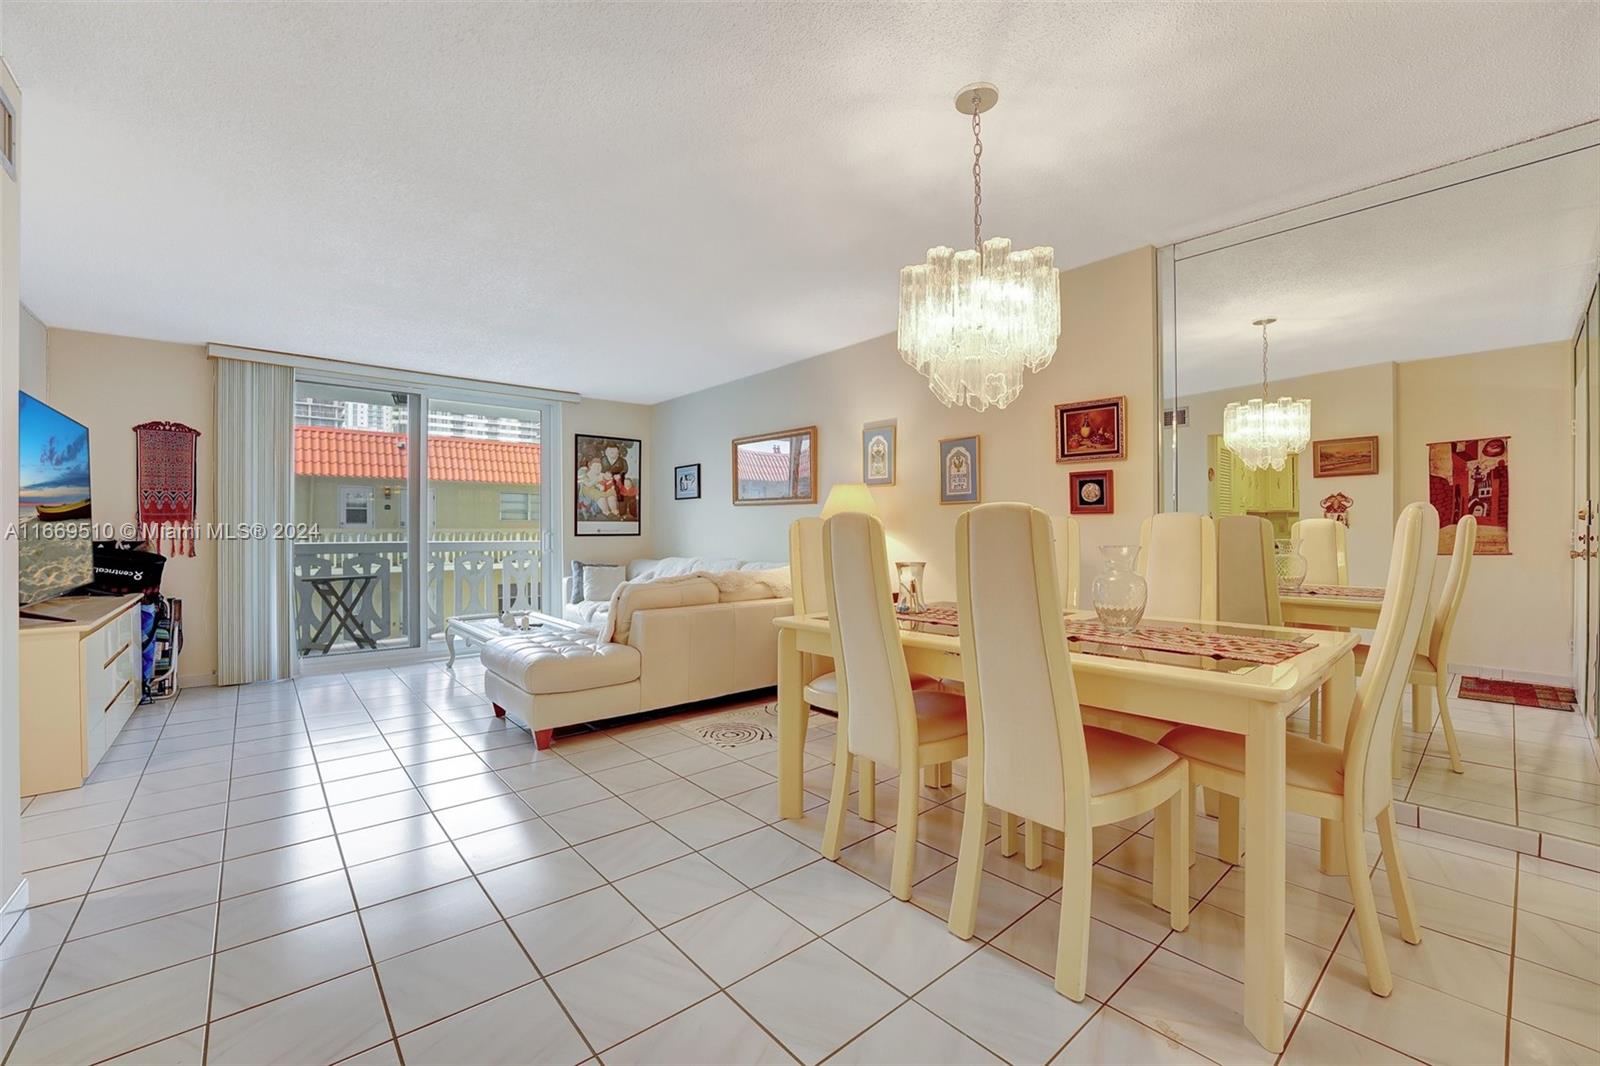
[564, 397, 656, 569]
[1398, 341, 1574, 677]
[650, 247, 1159, 600]
[19, 304, 43, 398]
[1, 58, 22, 909]
[1175, 361, 1399, 586]
[46, 330, 218, 686]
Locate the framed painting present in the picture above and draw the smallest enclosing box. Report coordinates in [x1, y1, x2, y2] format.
[1312, 435, 1380, 477]
[862, 419, 896, 486]
[938, 435, 981, 505]
[1055, 396, 1127, 463]
[1428, 436, 1510, 555]
[1069, 469, 1114, 515]
[574, 434, 641, 537]
[732, 426, 817, 505]
[673, 463, 701, 500]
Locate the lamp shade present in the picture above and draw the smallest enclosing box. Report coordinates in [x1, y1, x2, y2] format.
[821, 483, 879, 520]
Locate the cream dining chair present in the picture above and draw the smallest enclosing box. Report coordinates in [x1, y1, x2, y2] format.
[1138, 513, 1218, 621]
[1215, 515, 1283, 627]
[1359, 514, 1476, 774]
[1052, 515, 1081, 609]
[947, 503, 1190, 1000]
[818, 513, 968, 899]
[1293, 518, 1350, 585]
[1162, 502, 1439, 996]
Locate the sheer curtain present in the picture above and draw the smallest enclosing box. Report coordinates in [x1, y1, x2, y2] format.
[214, 356, 295, 683]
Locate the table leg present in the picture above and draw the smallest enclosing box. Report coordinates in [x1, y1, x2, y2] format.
[777, 628, 807, 819]
[306, 583, 340, 654]
[1318, 652, 1356, 876]
[446, 628, 457, 667]
[1243, 701, 1287, 1054]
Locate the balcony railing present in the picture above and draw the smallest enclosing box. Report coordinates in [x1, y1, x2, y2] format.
[293, 536, 543, 655]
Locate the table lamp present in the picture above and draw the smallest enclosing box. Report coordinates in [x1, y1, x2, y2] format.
[820, 482, 879, 519]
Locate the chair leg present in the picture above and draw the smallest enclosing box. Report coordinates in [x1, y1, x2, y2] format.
[1000, 811, 1020, 857]
[1217, 792, 1241, 865]
[1024, 821, 1043, 870]
[1435, 679, 1464, 774]
[858, 758, 876, 822]
[1412, 682, 1432, 734]
[1153, 775, 1191, 930]
[821, 730, 853, 861]
[939, 761, 954, 787]
[1376, 805, 1422, 945]
[1054, 830, 1093, 1000]
[947, 796, 989, 940]
[1344, 815, 1393, 996]
[1203, 787, 1220, 818]
[890, 769, 922, 900]
[1391, 712, 1403, 780]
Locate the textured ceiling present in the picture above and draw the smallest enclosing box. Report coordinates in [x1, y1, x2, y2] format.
[4, 2, 1599, 403]
[1174, 146, 1600, 395]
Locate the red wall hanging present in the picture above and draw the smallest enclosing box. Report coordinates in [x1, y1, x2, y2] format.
[133, 420, 202, 558]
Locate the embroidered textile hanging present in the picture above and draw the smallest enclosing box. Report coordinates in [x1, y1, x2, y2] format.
[134, 420, 202, 557]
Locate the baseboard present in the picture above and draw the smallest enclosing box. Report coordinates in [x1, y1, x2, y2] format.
[177, 672, 217, 690]
[1447, 663, 1575, 688]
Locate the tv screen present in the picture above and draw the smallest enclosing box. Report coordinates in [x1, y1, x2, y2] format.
[18, 391, 93, 605]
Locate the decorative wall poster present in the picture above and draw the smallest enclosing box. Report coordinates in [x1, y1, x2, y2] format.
[575, 434, 642, 536]
[1312, 435, 1379, 477]
[1428, 436, 1509, 555]
[938, 435, 981, 505]
[862, 419, 896, 486]
[1069, 469, 1114, 515]
[1320, 491, 1354, 527]
[673, 463, 701, 500]
[1055, 396, 1127, 463]
[133, 420, 201, 557]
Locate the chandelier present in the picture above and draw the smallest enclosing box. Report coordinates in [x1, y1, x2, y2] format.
[898, 83, 1060, 412]
[1223, 317, 1311, 471]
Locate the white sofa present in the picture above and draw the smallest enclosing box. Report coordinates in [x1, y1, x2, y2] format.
[484, 563, 790, 748]
[561, 555, 783, 628]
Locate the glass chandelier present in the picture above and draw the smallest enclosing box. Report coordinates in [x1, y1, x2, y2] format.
[898, 83, 1060, 412]
[1223, 317, 1311, 471]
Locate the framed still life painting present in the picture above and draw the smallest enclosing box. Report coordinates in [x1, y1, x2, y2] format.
[938, 435, 981, 505]
[862, 419, 896, 486]
[1055, 396, 1127, 463]
[673, 463, 701, 500]
[574, 434, 641, 536]
[1069, 469, 1114, 515]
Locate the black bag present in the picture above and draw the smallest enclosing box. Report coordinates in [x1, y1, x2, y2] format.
[90, 541, 166, 597]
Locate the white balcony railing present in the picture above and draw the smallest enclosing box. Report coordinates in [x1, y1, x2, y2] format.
[293, 537, 542, 655]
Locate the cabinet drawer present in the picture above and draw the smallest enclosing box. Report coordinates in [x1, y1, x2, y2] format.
[84, 637, 135, 717]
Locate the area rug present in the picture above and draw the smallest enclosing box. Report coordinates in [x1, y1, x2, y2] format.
[1459, 675, 1578, 712]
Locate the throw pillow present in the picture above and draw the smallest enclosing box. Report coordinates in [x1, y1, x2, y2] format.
[569, 561, 587, 604]
[582, 564, 626, 603]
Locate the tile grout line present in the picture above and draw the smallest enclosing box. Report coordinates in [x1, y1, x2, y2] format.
[1503, 853, 1521, 1066]
[198, 685, 245, 1064]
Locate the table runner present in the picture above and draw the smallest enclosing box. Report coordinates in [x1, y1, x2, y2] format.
[1284, 584, 1387, 600]
[896, 607, 1310, 665]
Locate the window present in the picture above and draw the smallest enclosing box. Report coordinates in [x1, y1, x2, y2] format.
[499, 491, 533, 522]
[339, 485, 373, 528]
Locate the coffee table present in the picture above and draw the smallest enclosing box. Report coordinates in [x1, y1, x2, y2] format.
[445, 613, 556, 666]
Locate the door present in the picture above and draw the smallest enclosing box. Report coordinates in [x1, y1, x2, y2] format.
[1576, 282, 1600, 732]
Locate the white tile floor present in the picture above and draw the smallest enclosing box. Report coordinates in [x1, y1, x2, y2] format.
[3, 659, 1598, 1064]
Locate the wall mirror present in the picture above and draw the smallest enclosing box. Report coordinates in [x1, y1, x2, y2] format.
[1157, 126, 1600, 845]
[731, 426, 817, 505]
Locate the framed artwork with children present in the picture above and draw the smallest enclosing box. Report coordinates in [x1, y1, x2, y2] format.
[575, 434, 642, 536]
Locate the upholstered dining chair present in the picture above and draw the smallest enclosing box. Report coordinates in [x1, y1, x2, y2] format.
[819, 513, 968, 898]
[1052, 515, 1081, 610]
[1293, 518, 1350, 585]
[1137, 513, 1217, 621]
[1162, 502, 1439, 997]
[948, 503, 1190, 1000]
[1358, 514, 1476, 774]
[1215, 515, 1283, 627]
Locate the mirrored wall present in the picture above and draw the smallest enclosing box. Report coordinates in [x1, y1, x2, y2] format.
[1158, 127, 1600, 845]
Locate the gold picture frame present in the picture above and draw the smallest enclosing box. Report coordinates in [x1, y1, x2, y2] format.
[731, 426, 818, 506]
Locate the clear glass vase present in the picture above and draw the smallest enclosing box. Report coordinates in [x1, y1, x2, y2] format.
[895, 561, 927, 614]
[1274, 540, 1309, 590]
[1092, 545, 1147, 633]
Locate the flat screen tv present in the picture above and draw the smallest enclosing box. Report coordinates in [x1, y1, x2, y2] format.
[18, 391, 92, 606]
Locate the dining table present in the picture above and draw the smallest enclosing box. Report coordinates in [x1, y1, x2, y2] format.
[773, 606, 1358, 1054]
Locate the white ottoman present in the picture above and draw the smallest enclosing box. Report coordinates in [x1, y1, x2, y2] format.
[480, 625, 642, 749]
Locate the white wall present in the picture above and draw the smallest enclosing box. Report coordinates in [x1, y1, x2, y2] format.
[1398, 341, 1574, 677]
[19, 304, 43, 397]
[650, 247, 1159, 601]
[1175, 361, 1398, 585]
[1, 57, 23, 912]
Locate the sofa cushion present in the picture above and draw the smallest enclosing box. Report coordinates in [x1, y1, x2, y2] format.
[561, 600, 610, 628]
[581, 564, 626, 602]
[480, 630, 640, 695]
[605, 575, 720, 644]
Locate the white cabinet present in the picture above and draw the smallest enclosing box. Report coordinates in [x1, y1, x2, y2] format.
[20, 595, 143, 795]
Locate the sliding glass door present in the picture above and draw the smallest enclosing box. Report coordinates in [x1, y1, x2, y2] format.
[291, 376, 557, 663]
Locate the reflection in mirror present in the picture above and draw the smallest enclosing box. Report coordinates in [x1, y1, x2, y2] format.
[731, 426, 818, 505]
[1160, 133, 1600, 846]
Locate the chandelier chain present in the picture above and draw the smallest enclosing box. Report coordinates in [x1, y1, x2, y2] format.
[971, 89, 983, 252]
[1261, 320, 1270, 398]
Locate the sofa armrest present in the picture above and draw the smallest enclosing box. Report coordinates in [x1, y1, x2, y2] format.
[561, 576, 574, 603]
[629, 597, 791, 712]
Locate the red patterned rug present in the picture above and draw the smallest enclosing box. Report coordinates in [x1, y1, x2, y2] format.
[1458, 676, 1578, 712]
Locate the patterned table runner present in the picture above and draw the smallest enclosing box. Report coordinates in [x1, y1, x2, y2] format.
[897, 607, 1310, 665]
[1284, 584, 1387, 600]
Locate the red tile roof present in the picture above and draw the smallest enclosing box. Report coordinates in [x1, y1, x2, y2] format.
[737, 444, 801, 484]
[294, 425, 540, 484]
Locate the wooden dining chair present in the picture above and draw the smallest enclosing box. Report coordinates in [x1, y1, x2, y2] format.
[1358, 514, 1476, 774]
[819, 512, 968, 898]
[948, 503, 1190, 1000]
[1138, 513, 1217, 621]
[1162, 502, 1439, 996]
[1216, 515, 1284, 627]
[1293, 518, 1349, 585]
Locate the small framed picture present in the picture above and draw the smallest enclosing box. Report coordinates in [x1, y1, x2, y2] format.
[1311, 435, 1380, 477]
[1069, 469, 1115, 515]
[938, 435, 981, 505]
[673, 463, 701, 500]
[862, 419, 896, 486]
[1055, 396, 1127, 463]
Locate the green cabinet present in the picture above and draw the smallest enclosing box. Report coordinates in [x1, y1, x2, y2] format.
[1207, 434, 1299, 520]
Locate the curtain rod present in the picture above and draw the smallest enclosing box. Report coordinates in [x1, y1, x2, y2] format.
[206, 343, 583, 405]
